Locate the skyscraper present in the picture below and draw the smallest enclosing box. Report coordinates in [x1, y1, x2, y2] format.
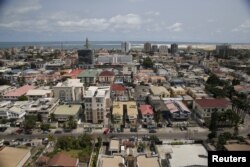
[144, 42, 151, 53]
[171, 43, 178, 54]
[78, 38, 94, 68]
[159, 45, 168, 54]
[121, 41, 131, 53]
[151, 45, 158, 52]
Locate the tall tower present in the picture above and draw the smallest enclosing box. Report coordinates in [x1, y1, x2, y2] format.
[85, 38, 89, 49]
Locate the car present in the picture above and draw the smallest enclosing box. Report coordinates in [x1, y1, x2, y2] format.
[103, 128, 110, 135]
[180, 127, 184, 131]
[167, 124, 173, 127]
[183, 127, 187, 130]
[54, 130, 62, 134]
[16, 128, 23, 134]
[149, 129, 157, 133]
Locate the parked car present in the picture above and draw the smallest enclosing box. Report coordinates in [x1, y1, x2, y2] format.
[54, 130, 62, 134]
[103, 128, 110, 135]
[149, 129, 156, 133]
[167, 124, 173, 127]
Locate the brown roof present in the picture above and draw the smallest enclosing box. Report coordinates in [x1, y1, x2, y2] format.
[111, 84, 126, 91]
[99, 70, 115, 76]
[224, 144, 250, 151]
[48, 152, 78, 167]
[195, 98, 231, 108]
[36, 155, 50, 164]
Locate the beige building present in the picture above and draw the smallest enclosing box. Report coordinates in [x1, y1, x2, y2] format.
[112, 101, 124, 125]
[170, 86, 186, 97]
[53, 104, 82, 122]
[53, 79, 84, 102]
[98, 70, 115, 84]
[84, 86, 111, 125]
[150, 86, 170, 98]
[99, 155, 125, 167]
[137, 155, 161, 167]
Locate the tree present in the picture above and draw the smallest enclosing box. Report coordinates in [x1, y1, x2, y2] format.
[216, 132, 232, 150]
[0, 78, 10, 85]
[23, 116, 37, 130]
[142, 57, 153, 69]
[232, 79, 240, 86]
[206, 74, 221, 86]
[18, 95, 28, 101]
[209, 111, 219, 132]
[50, 113, 56, 122]
[41, 123, 50, 131]
[67, 116, 77, 129]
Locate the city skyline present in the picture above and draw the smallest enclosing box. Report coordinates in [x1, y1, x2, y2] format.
[0, 0, 250, 43]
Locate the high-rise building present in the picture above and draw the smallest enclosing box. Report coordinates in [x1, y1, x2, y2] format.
[159, 45, 168, 54]
[171, 43, 178, 54]
[151, 45, 158, 52]
[77, 49, 94, 67]
[121, 41, 131, 53]
[216, 44, 231, 57]
[144, 42, 151, 53]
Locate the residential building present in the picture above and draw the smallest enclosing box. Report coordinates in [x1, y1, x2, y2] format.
[151, 45, 158, 52]
[121, 41, 131, 53]
[45, 59, 65, 70]
[194, 98, 232, 125]
[111, 84, 127, 101]
[0, 146, 31, 167]
[0, 101, 27, 120]
[149, 76, 166, 84]
[99, 155, 125, 167]
[134, 85, 150, 105]
[112, 101, 124, 126]
[122, 63, 137, 75]
[77, 69, 99, 86]
[97, 54, 133, 64]
[77, 49, 94, 68]
[170, 86, 186, 97]
[159, 45, 168, 54]
[216, 44, 231, 57]
[126, 101, 138, 126]
[98, 70, 115, 84]
[48, 152, 79, 167]
[3, 85, 36, 101]
[0, 85, 15, 97]
[53, 79, 84, 102]
[84, 86, 111, 125]
[170, 43, 178, 54]
[150, 86, 170, 99]
[165, 100, 191, 120]
[139, 104, 154, 128]
[26, 88, 52, 101]
[137, 155, 161, 167]
[109, 139, 120, 154]
[53, 105, 82, 122]
[144, 42, 151, 53]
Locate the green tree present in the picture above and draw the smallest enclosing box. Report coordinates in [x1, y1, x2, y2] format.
[18, 95, 28, 101]
[23, 116, 37, 130]
[142, 57, 154, 69]
[41, 123, 50, 131]
[232, 79, 240, 86]
[67, 116, 77, 129]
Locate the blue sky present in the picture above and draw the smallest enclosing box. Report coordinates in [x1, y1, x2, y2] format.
[0, 0, 250, 43]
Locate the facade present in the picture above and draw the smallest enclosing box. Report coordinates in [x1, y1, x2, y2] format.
[150, 86, 170, 98]
[170, 86, 186, 97]
[216, 44, 231, 57]
[45, 59, 65, 70]
[122, 64, 137, 75]
[159, 45, 168, 54]
[170, 43, 178, 54]
[77, 69, 99, 86]
[121, 41, 131, 53]
[194, 98, 232, 125]
[53, 105, 82, 122]
[84, 86, 111, 125]
[97, 54, 133, 64]
[112, 101, 124, 126]
[0, 101, 27, 120]
[98, 70, 115, 84]
[144, 42, 151, 53]
[53, 79, 84, 102]
[139, 104, 154, 126]
[151, 45, 158, 52]
[165, 100, 191, 120]
[77, 49, 94, 68]
[3, 85, 36, 101]
[26, 89, 52, 101]
[111, 84, 126, 99]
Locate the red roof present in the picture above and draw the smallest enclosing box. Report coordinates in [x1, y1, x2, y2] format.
[3, 85, 36, 97]
[69, 69, 82, 76]
[140, 105, 154, 115]
[99, 70, 115, 76]
[195, 98, 231, 108]
[48, 152, 78, 167]
[111, 84, 126, 91]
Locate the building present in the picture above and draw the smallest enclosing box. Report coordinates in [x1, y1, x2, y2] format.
[53, 105, 82, 122]
[84, 86, 111, 125]
[216, 44, 231, 57]
[53, 79, 84, 102]
[150, 86, 170, 99]
[139, 104, 154, 128]
[137, 155, 161, 167]
[0, 146, 31, 167]
[151, 45, 158, 52]
[122, 63, 137, 75]
[0, 101, 27, 120]
[98, 70, 115, 84]
[77, 49, 94, 68]
[97, 54, 133, 64]
[109, 139, 120, 154]
[121, 41, 131, 53]
[170, 43, 178, 54]
[169, 86, 186, 97]
[77, 69, 99, 86]
[45, 59, 65, 70]
[48, 152, 79, 167]
[126, 101, 138, 126]
[26, 88, 52, 101]
[112, 101, 124, 127]
[144, 42, 151, 53]
[134, 85, 150, 105]
[3, 85, 36, 101]
[111, 84, 127, 101]
[165, 100, 191, 120]
[194, 98, 232, 125]
[0, 85, 15, 97]
[99, 155, 125, 167]
[159, 45, 168, 54]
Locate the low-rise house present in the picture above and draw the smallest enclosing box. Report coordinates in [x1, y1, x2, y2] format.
[53, 105, 82, 122]
[98, 70, 115, 84]
[0, 85, 15, 97]
[3, 85, 36, 100]
[45, 59, 65, 70]
[123, 63, 137, 75]
[170, 86, 186, 97]
[112, 101, 124, 126]
[77, 69, 99, 86]
[186, 87, 211, 99]
[109, 139, 120, 154]
[134, 85, 150, 105]
[48, 152, 79, 167]
[137, 155, 161, 167]
[234, 85, 250, 97]
[139, 104, 154, 128]
[111, 84, 127, 101]
[53, 79, 84, 103]
[0, 101, 27, 120]
[99, 155, 125, 167]
[194, 98, 232, 125]
[0, 146, 31, 167]
[150, 86, 170, 99]
[149, 76, 166, 84]
[26, 88, 52, 101]
[165, 100, 191, 120]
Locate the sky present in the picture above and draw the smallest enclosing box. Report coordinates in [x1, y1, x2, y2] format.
[0, 0, 250, 43]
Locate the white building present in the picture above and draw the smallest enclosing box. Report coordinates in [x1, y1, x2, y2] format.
[159, 45, 168, 54]
[0, 101, 27, 120]
[84, 86, 111, 125]
[53, 79, 84, 102]
[121, 41, 131, 53]
[26, 88, 52, 101]
[97, 54, 133, 64]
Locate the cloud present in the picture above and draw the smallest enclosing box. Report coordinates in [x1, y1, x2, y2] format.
[232, 20, 250, 32]
[208, 19, 215, 23]
[5, 0, 41, 15]
[145, 11, 160, 16]
[167, 22, 183, 32]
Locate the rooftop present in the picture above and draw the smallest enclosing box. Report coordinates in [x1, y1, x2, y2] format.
[0, 85, 11, 91]
[48, 152, 78, 167]
[195, 98, 231, 108]
[101, 155, 124, 167]
[3, 85, 36, 97]
[111, 84, 126, 91]
[137, 155, 160, 167]
[26, 89, 52, 96]
[224, 143, 250, 151]
[55, 79, 83, 87]
[150, 86, 170, 95]
[109, 140, 119, 151]
[140, 104, 154, 115]
[0, 146, 30, 167]
[77, 69, 99, 78]
[112, 101, 124, 116]
[99, 70, 115, 76]
[54, 105, 81, 116]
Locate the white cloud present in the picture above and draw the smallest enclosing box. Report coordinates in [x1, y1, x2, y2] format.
[5, 0, 41, 15]
[167, 22, 183, 32]
[145, 11, 160, 16]
[232, 20, 250, 33]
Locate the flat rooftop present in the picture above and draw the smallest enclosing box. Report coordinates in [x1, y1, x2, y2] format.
[137, 155, 160, 167]
[101, 156, 124, 167]
[0, 146, 30, 167]
[156, 144, 207, 167]
[54, 105, 81, 115]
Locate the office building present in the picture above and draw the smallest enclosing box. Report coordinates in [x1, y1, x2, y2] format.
[151, 45, 158, 52]
[159, 45, 168, 54]
[97, 54, 132, 64]
[144, 42, 151, 53]
[77, 49, 94, 68]
[121, 41, 131, 53]
[171, 43, 178, 54]
[216, 44, 231, 57]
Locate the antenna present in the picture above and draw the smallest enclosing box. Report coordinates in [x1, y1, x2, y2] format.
[85, 37, 89, 49]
